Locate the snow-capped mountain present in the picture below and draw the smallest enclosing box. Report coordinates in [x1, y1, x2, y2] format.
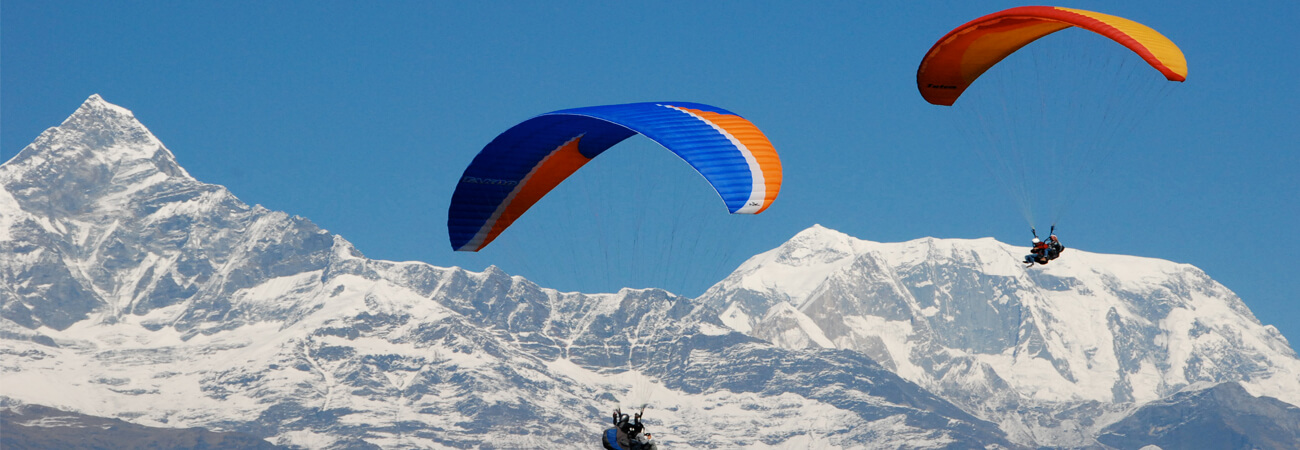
[0, 96, 1014, 448]
[699, 224, 1300, 446]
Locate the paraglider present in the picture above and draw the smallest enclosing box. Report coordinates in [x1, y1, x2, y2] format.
[1024, 227, 1065, 267]
[917, 6, 1187, 257]
[448, 102, 782, 252]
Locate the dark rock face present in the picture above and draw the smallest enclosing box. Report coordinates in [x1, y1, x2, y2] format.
[1, 403, 285, 450]
[1098, 382, 1300, 450]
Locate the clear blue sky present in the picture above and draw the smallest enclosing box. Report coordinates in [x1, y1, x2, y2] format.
[4, 2, 1297, 347]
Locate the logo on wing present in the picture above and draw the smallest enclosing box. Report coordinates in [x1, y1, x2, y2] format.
[460, 176, 519, 186]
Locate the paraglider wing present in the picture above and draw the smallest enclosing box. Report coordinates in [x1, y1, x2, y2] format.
[916, 6, 1187, 106]
[448, 102, 782, 252]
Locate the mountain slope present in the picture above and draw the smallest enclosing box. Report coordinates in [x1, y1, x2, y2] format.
[1097, 382, 1300, 450]
[699, 225, 1300, 446]
[0, 96, 1013, 448]
[1, 402, 287, 450]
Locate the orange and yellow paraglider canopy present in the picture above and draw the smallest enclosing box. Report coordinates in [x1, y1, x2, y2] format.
[917, 6, 1187, 106]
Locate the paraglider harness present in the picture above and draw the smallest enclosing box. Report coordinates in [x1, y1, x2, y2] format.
[602, 406, 656, 450]
[1025, 226, 1065, 267]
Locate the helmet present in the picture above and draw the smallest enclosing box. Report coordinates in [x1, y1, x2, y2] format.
[1032, 238, 1040, 244]
[1049, 234, 1057, 240]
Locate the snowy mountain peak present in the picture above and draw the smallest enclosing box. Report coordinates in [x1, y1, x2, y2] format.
[71, 94, 137, 123]
[0, 96, 306, 331]
[61, 94, 173, 163]
[701, 224, 1300, 446]
[782, 223, 856, 252]
[2, 95, 193, 216]
[791, 223, 845, 240]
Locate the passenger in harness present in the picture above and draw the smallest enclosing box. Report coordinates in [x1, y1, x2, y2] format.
[1046, 234, 1065, 261]
[602, 407, 656, 449]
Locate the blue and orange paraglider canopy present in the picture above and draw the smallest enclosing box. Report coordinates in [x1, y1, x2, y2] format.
[448, 102, 782, 252]
[917, 6, 1187, 106]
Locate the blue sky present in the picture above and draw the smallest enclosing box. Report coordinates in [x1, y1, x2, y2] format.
[4, 2, 1297, 346]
